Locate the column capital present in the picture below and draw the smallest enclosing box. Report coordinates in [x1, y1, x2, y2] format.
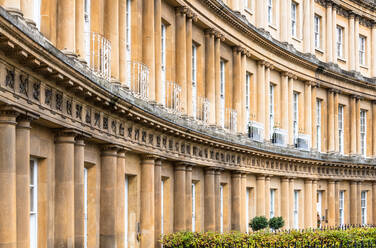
[141, 154, 160, 161]
[281, 71, 290, 77]
[256, 175, 266, 180]
[305, 80, 315, 86]
[215, 168, 223, 175]
[257, 60, 267, 66]
[204, 28, 216, 37]
[175, 6, 188, 15]
[205, 167, 216, 175]
[328, 180, 337, 184]
[214, 31, 225, 41]
[186, 9, 198, 22]
[55, 129, 82, 143]
[175, 164, 186, 171]
[101, 144, 123, 156]
[241, 173, 247, 178]
[325, 0, 333, 8]
[304, 178, 313, 184]
[232, 46, 244, 54]
[155, 158, 164, 167]
[265, 62, 274, 70]
[231, 171, 242, 178]
[348, 11, 356, 19]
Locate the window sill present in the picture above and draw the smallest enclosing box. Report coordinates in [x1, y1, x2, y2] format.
[315, 48, 324, 54]
[292, 36, 301, 43]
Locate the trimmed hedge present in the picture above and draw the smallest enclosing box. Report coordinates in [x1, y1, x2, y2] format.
[160, 227, 376, 248]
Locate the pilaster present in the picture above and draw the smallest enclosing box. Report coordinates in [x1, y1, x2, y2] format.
[327, 89, 335, 153]
[303, 0, 311, 53]
[311, 84, 318, 151]
[204, 168, 215, 231]
[231, 171, 241, 231]
[214, 169, 221, 232]
[174, 163, 186, 231]
[332, 5, 337, 62]
[304, 179, 313, 228]
[355, 15, 360, 71]
[154, 0, 162, 103]
[281, 177, 290, 229]
[57, 0, 76, 52]
[154, 159, 162, 248]
[327, 180, 335, 226]
[256, 175, 266, 216]
[349, 13, 355, 71]
[350, 180, 358, 224]
[232, 47, 242, 133]
[205, 29, 215, 126]
[304, 82, 312, 146]
[326, 2, 333, 63]
[185, 165, 193, 231]
[257, 61, 266, 134]
[176, 6, 187, 115]
[350, 95, 358, 155]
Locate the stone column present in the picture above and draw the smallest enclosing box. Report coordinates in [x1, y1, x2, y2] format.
[304, 179, 313, 228]
[280, 0, 288, 42]
[327, 89, 335, 153]
[214, 34, 222, 126]
[327, 181, 335, 226]
[140, 155, 156, 248]
[119, 0, 127, 84]
[357, 181, 362, 224]
[142, 0, 155, 100]
[55, 130, 76, 248]
[356, 98, 361, 155]
[57, 0, 76, 52]
[20, 0, 34, 22]
[303, 0, 311, 53]
[175, 7, 187, 115]
[373, 183, 376, 225]
[311, 85, 317, 150]
[186, 12, 193, 118]
[16, 116, 31, 248]
[256, 0, 266, 29]
[231, 172, 241, 231]
[355, 16, 360, 71]
[204, 168, 215, 231]
[265, 65, 271, 140]
[281, 177, 290, 229]
[1, 0, 20, 9]
[326, 2, 333, 63]
[232, 47, 242, 133]
[304, 82, 312, 145]
[289, 178, 294, 228]
[154, 159, 162, 248]
[312, 180, 318, 228]
[349, 13, 355, 71]
[310, 0, 315, 54]
[205, 29, 215, 125]
[185, 165, 193, 231]
[372, 23, 376, 77]
[174, 163, 186, 231]
[100, 146, 119, 248]
[240, 173, 247, 232]
[116, 149, 127, 248]
[154, 0, 162, 103]
[257, 61, 266, 132]
[214, 170, 221, 232]
[372, 102, 376, 157]
[334, 91, 339, 153]
[350, 96, 357, 155]
[350, 181, 358, 225]
[74, 137, 86, 248]
[281, 73, 289, 132]
[334, 181, 339, 224]
[240, 52, 247, 133]
[288, 76, 295, 145]
[256, 176, 266, 216]
[104, 0, 119, 80]
[265, 176, 271, 219]
[75, 0, 85, 58]
[332, 5, 337, 62]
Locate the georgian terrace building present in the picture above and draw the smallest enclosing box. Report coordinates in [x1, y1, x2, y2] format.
[0, 0, 376, 247]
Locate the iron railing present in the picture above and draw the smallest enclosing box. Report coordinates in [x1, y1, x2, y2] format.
[84, 32, 111, 81]
[225, 108, 237, 132]
[165, 81, 181, 114]
[125, 61, 149, 100]
[196, 97, 210, 124]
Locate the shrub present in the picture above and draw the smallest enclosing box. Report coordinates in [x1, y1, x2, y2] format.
[249, 216, 268, 231]
[269, 216, 284, 230]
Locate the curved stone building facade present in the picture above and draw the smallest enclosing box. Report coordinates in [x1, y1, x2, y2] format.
[0, 0, 375, 247]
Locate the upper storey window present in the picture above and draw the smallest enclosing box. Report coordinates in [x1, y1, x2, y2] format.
[293, 92, 298, 144]
[338, 105, 344, 154]
[269, 83, 275, 139]
[161, 23, 167, 106]
[314, 15, 321, 49]
[220, 60, 226, 128]
[316, 99, 321, 152]
[359, 35, 366, 66]
[267, 0, 273, 25]
[336, 26, 344, 59]
[291, 2, 297, 37]
[192, 44, 197, 118]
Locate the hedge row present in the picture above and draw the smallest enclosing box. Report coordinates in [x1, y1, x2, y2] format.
[160, 227, 376, 248]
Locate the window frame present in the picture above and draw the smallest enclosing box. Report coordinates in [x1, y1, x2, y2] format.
[192, 44, 197, 119]
[361, 191, 367, 225]
[269, 83, 275, 139]
[267, 0, 273, 25]
[30, 159, 38, 248]
[339, 190, 345, 225]
[293, 92, 299, 144]
[314, 15, 321, 49]
[293, 190, 299, 229]
[220, 60, 226, 128]
[359, 35, 366, 66]
[192, 183, 196, 232]
[336, 26, 344, 59]
[316, 99, 321, 152]
[360, 109, 367, 157]
[270, 189, 275, 218]
[291, 2, 297, 37]
[338, 105, 344, 154]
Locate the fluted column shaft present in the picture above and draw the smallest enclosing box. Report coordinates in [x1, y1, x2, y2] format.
[74, 138, 85, 248]
[289, 178, 294, 228]
[185, 166, 193, 231]
[174, 164, 186, 231]
[100, 147, 118, 247]
[304, 180, 313, 228]
[304, 82, 312, 145]
[116, 150, 127, 248]
[311, 85, 318, 150]
[281, 73, 289, 131]
[154, 0, 162, 102]
[142, 0, 155, 100]
[186, 15, 193, 118]
[205, 30, 215, 125]
[57, 0, 76, 52]
[16, 117, 30, 248]
[140, 156, 155, 248]
[326, 3, 333, 63]
[328, 90, 335, 152]
[204, 168, 215, 231]
[350, 96, 357, 155]
[232, 48, 242, 133]
[104, 0, 119, 79]
[256, 176, 266, 216]
[119, 0, 127, 84]
[154, 159, 162, 248]
[327, 181, 335, 226]
[231, 172, 241, 231]
[350, 181, 358, 224]
[281, 178, 290, 229]
[55, 132, 76, 248]
[257, 61, 265, 133]
[349, 14, 355, 71]
[176, 8, 187, 115]
[214, 170, 221, 232]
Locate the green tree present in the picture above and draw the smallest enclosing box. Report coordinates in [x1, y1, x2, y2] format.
[249, 216, 268, 231]
[269, 216, 284, 230]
